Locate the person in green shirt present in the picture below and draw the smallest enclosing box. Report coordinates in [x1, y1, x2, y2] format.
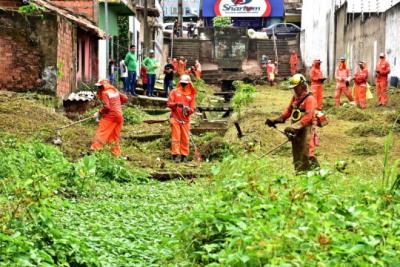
[142, 49, 158, 97]
[124, 45, 138, 96]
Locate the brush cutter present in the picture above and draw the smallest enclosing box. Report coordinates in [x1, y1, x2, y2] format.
[258, 139, 290, 159]
[257, 125, 295, 158]
[52, 116, 93, 145]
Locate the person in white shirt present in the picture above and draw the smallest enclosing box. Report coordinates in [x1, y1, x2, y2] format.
[119, 59, 128, 92]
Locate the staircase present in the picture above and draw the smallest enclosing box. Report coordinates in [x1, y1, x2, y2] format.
[172, 39, 200, 67]
[256, 37, 304, 78]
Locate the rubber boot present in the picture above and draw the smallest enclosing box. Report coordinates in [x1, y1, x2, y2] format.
[309, 156, 320, 169]
[181, 156, 188, 162]
[172, 155, 181, 163]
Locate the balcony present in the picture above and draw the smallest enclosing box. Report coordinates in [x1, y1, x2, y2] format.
[98, 0, 136, 15]
[133, 0, 161, 17]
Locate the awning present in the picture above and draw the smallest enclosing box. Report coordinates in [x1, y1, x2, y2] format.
[30, 0, 107, 38]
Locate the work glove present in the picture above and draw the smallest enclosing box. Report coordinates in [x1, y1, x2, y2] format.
[183, 106, 190, 116]
[265, 119, 277, 128]
[284, 127, 297, 139]
[93, 112, 100, 122]
[176, 102, 184, 108]
[265, 117, 284, 127]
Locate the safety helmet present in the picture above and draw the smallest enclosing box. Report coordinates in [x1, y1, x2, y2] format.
[179, 74, 192, 84]
[379, 52, 385, 58]
[94, 79, 108, 87]
[288, 74, 307, 89]
[149, 49, 155, 54]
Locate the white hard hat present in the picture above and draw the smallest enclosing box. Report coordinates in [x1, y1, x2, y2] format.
[179, 74, 191, 84]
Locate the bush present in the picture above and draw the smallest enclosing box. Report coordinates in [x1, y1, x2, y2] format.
[176, 155, 400, 266]
[123, 107, 146, 125]
[213, 17, 232, 27]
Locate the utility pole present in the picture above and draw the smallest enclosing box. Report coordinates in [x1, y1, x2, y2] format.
[105, 0, 110, 78]
[144, 0, 150, 52]
[178, 0, 183, 37]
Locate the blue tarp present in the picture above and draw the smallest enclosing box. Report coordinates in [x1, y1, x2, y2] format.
[202, 0, 284, 17]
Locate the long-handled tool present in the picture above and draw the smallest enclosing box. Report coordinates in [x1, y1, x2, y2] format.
[52, 116, 93, 145]
[258, 139, 290, 159]
[257, 125, 295, 159]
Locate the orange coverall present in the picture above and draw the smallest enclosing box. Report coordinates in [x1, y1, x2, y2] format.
[195, 62, 202, 78]
[172, 58, 179, 74]
[281, 92, 318, 171]
[375, 59, 390, 106]
[167, 83, 196, 156]
[334, 63, 353, 107]
[177, 60, 186, 76]
[290, 52, 298, 75]
[309, 61, 324, 110]
[354, 68, 369, 109]
[266, 63, 276, 82]
[91, 81, 128, 156]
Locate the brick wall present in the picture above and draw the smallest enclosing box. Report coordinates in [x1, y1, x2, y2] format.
[0, 11, 59, 91]
[0, 35, 43, 91]
[0, 0, 22, 9]
[50, 0, 97, 22]
[56, 17, 75, 97]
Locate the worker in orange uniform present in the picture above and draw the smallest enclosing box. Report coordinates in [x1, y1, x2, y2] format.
[375, 53, 391, 106]
[177, 57, 187, 76]
[289, 50, 298, 75]
[354, 61, 369, 109]
[91, 79, 128, 156]
[266, 74, 319, 172]
[309, 59, 325, 110]
[266, 60, 276, 86]
[334, 57, 353, 107]
[167, 74, 196, 163]
[195, 60, 202, 79]
[172, 58, 179, 74]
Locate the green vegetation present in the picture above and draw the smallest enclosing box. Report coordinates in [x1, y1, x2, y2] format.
[176, 155, 400, 266]
[231, 81, 256, 117]
[18, 3, 45, 16]
[212, 17, 232, 27]
[123, 106, 146, 125]
[1, 84, 400, 266]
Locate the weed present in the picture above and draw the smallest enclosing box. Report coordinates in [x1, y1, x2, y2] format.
[123, 106, 146, 125]
[346, 124, 389, 137]
[336, 106, 372, 122]
[348, 140, 381, 156]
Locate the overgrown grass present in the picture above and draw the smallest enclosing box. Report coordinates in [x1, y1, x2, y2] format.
[176, 155, 400, 266]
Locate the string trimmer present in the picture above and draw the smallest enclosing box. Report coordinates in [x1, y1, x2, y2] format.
[52, 116, 93, 145]
[257, 125, 296, 159]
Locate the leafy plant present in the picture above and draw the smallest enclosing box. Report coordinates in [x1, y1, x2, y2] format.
[213, 17, 232, 27]
[382, 115, 400, 193]
[18, 3, 45, 16]
[123, 106, 146, 124]
[231, 81, 256, 118]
